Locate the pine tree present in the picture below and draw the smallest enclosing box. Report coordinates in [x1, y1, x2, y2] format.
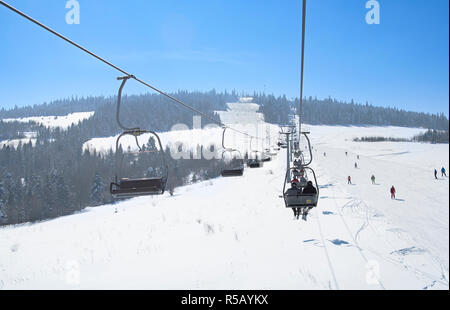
[0, 180, 6, 224]
[90, 173, 106, 206]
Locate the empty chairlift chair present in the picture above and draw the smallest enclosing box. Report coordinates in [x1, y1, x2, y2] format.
[221, 151, 245, 177]
[109, 75, 168, 199]
[110, 130, 168, 198]
[220, 127, 245, 177]
[247, 150, 264, 168]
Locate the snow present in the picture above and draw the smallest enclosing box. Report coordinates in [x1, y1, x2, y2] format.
[1, 112, 94, 148]
[82, 124, 277, 157]
[1, 112, 95, 130]
[0, 132, 38, 149]
[0, 123, 448, 290]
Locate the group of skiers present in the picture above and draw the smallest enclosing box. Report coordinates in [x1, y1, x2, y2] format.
[321, 150, 446, 203]
[345, 151, 398, 200]
[434, 167, 447, 179]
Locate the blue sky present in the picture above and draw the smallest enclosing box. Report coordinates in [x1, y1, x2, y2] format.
[0, 0, 448, 115]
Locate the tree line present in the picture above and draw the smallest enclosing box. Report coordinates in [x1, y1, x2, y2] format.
[2, 91, 448, 131]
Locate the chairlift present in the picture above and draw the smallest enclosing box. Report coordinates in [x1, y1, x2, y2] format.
[247, 137, 264, 168]
[247, 150, 264, 168]
[220, 127, 245, 177]
[283, 166, 319, 208]
[110, 76, 168, 198]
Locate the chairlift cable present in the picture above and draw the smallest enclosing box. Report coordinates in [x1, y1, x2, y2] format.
[298, 0, 306, 137]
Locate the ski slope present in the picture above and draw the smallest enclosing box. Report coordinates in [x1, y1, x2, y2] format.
[1, 112, 95, 129]
[1, 112, 95, 149]
[0, 125, 448, 290]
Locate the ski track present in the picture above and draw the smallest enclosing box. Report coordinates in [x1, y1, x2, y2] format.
[0, 125, 448, 290]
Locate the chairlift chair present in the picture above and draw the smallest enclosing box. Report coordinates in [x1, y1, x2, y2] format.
[247, 150, 264, 168]
[283, 166, 319, 208]
[221, 150, 244, 177]
[247, 137, 264, 168]
[110, 76, 168, 198]
[220, 127, 245, 177]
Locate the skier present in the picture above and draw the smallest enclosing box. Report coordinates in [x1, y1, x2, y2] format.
[442, 167, 447, 177]
[345, 151, 348, 156]
[299, 175, 308, 187]
[348, 176, 352, 184]
[355, 162, 358, 169]
[434, 169, 438, 179]
[324, 152, 326, 157]
[287, 183, 301, 219]
[302, 181, 317, 195]
[371, 175, 376, 184]
[357, 155, 360, 160]
[390, 186, 396, 200]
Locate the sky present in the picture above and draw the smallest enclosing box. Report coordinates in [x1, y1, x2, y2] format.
[0, 0, 448, 115]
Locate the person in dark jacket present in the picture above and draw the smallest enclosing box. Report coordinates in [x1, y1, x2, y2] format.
[302, 181, 317, 195]
[286, 182, 302, 219]
[390, 186, 396, 199]
[434, 169, 438, 179]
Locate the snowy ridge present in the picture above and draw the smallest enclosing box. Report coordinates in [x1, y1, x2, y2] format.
[1, 112, 95, 129]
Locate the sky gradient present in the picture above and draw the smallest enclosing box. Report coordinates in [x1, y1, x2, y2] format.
[0, 0, 448, 115]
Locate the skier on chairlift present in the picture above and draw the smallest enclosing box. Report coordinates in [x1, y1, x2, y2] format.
[302, 181, 317, 195]
[287, 182, 302, 220]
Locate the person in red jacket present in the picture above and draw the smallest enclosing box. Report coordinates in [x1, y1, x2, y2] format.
[390, 186, 396, 199]
[348, 176, 352, 184]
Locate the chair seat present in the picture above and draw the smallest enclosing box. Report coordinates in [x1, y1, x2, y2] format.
[221, 169, 244, 177]
[284, 193, 318, 208]
[248, 160, 263, 168]
[110, 177, 166, 198]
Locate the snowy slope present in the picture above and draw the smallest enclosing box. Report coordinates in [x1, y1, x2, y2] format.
[1, 112, 95, 129]
[82, 124, 279, 156]
[1, 112, 95, 149]
[0, 125, 448, 290]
